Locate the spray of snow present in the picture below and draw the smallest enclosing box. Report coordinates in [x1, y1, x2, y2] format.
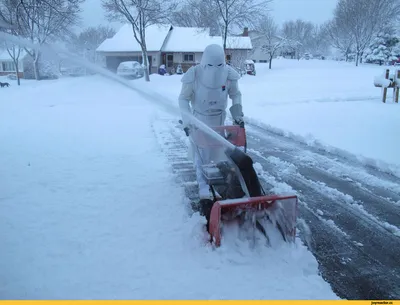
[0, 32, 236, 154]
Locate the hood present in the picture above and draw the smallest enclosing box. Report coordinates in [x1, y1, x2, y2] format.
[198, 44, 228, 88]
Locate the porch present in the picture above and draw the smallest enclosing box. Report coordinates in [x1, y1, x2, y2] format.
[160, 52, 201, 73]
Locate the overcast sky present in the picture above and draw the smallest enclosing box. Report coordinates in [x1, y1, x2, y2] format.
[270, 0, 337, 25]
[80, 0, 338, 30]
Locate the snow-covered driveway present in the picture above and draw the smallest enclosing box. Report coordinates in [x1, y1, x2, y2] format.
[0, 76, 338, 299]
[154, 117, 400, 300]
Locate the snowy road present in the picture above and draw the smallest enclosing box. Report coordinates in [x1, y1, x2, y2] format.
[153, 118, 400, 300]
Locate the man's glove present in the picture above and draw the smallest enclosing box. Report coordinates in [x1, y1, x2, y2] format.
[234, 117, 245, 128]
[229, 104, 244, 128]
[179, 119, 190, 136]
[183, 126, 190, 136]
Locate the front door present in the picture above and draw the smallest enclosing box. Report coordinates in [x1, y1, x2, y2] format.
[147, 55, 152, 73]
[166, 53, 174, 69]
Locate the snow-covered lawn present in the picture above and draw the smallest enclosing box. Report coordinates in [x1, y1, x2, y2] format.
[146, 59, 400, 174]
[0, 76, 338, 299]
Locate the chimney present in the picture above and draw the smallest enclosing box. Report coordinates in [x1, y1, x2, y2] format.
[242, 27, 249, 37]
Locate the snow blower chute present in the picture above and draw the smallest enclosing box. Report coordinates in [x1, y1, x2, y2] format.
[185, 122, 298, 247]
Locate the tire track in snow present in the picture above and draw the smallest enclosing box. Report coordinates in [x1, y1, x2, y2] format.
[245, 128, 400, 300]
[246, 125, 400, 220]
[250, 165, 398, 300]
[246, 123, 400, 196]
[249, 150, 400, 235]
[152, 118, 400, 300]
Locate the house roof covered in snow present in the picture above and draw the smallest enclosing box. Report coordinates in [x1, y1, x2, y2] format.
[96, 23, 172, 52]
[0, 48, 28, 61]
[162, 26, 252, 51]
[96, 24, 252, 53]
[161, 26, 213, 52]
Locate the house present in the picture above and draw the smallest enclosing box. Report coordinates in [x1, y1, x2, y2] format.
[160, 26, 215, 72]
[0, 48, 58, 79]
[238, 27, 299, 61]
[96, 24, 171, 74]
[96, 24, 253, 74]
[0, 48, 26, 78]
[237, 28, 270, 63]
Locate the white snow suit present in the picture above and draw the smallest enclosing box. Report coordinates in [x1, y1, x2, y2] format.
[178, 44, 244, 200]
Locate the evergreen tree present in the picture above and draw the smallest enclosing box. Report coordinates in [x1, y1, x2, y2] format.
[365, 25, 399, 65]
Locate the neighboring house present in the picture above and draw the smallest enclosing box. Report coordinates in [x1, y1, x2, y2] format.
[247, 31, 271, 63]
[236, 28, 270, 63]
[238, 27, 298, 61]
[0, 48, 58, 79]
[96, 24, 253, 74]
[0, 48, 27, 78]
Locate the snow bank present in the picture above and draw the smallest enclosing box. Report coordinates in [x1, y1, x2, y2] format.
[240, 60, 400, 173]
[146, 59, 400, 173]
[0, 76, 338, 299]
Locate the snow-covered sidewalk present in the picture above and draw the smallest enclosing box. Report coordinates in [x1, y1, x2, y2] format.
[0, 76, 338, 299]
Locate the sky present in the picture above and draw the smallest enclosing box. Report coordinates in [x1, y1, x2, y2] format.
[270, 0, 338, 25]
[80, 0, 338, 30]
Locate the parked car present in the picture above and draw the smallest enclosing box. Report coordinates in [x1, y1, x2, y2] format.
[117, 61, 144, 79]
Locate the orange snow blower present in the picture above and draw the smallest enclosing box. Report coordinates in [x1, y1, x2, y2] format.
[186, 123, 298, 247]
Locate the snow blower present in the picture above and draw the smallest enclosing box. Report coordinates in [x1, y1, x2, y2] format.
[182, 121, 298, 247]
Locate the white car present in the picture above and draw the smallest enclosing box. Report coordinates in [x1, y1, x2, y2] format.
[116, 61, 144, 78]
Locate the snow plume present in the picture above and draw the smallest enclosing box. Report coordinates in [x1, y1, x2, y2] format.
[0, 31, 236, 153]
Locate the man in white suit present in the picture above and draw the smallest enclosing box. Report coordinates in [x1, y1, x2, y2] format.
[178, 44, 245, 216]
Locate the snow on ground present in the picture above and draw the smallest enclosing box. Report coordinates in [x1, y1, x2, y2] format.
[0, 76, 338, 299]
[145, 59, 400, 174]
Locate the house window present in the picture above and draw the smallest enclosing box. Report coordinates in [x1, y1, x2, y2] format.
[183, 53, 194, 62]
[2, 61, 16, 72]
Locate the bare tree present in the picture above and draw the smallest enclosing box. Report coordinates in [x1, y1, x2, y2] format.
[61, 25, 116, 74]
[0, 0, 24, 85]
[281, 19, 314, 59]
[308, 24, 331, 57]
[204, 0, 272, 52]
[253, 16, 287, 69]
[0, 15, 15, 28]
[333, 0, 400, 66]
[72, 25, 116, 59]
[325, 19, 354, 61]
[102, 0, 178, 82]
[14, 0, 84, 79]
[171, 0, 220, 35]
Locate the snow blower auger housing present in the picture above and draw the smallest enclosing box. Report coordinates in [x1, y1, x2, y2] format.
[184, 122, 298, 248]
